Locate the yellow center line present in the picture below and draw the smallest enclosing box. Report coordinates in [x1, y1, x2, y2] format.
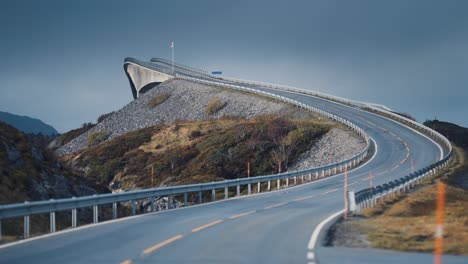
[264, 202, 288, 210]
[228, 210, 256, 219]
[192, 219, 223, 233]
[320, 188, 339, 195]
[143, 234, 184, 255]
[293, 194, 318, 202]
[348, 181, 359, 187]
[120, 260, 132, 264]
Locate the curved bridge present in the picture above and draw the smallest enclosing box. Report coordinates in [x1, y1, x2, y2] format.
[0, 57, 459, 264]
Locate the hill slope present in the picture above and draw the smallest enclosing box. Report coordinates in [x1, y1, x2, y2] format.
[0, 122, 104, 205]
[0, 111, 58, 136]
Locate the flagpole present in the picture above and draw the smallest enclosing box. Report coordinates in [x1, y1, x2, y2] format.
[171, 41, 174, 74]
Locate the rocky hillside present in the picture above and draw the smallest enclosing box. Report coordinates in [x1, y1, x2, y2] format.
[0, 122, 105, 205]
[56, 79, 311, 156]
[62, 115, 331, 191]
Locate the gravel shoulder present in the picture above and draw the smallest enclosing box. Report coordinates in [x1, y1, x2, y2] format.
[289, 127, 366, 170]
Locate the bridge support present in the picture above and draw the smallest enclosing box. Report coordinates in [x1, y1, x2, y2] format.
[124, 59, 174, 99]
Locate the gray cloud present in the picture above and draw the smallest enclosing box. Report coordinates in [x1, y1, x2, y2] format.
[1, 0, 467, 131]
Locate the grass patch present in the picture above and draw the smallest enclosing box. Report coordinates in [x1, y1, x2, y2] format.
[86, 130, 109, 146]
[205, 97, 226, 115]
[354, 146, 468, 255]
[148, 93, 171, 108]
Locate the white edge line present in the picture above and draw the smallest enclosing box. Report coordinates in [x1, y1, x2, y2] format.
[307, 210, 344, 250]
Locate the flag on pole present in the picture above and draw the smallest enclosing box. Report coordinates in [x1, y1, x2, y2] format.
[170, 41, 174, 48]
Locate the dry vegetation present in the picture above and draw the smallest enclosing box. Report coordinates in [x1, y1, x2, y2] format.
[70, 115, 329, 189]
[86, 130, 109, 146]
[352, 146, 468, 255]
[148, 93, 171, 108]
[205, 97, 226, 115]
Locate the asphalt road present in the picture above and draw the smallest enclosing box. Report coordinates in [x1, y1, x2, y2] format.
[1, 61, 465, 264]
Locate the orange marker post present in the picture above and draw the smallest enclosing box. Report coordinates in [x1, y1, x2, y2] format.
[434, 182, 446, 264]
[151, 165, 154, 188]
[344, 167, 348, 220]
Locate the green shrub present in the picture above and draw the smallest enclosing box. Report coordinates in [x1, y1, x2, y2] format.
[189, 130, 202, 140]
[87, 130, 109, 146]
[148, 93, 171, 108]
[205, 97, 226, 115]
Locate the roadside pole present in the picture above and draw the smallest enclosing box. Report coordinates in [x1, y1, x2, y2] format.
[151, 165, 154, 188]
[434, 181, 446, 264]
[344, 168, 348, 220]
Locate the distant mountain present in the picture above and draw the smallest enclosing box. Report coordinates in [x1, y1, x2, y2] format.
[0, 111, 58, 135]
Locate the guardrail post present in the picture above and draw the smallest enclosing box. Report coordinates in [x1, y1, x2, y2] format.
[277, 179, 281, 189]
[24, 215, 30, 238]
[212, 189, 216, 201]
[50, 211, 56, 233]
[183, 193, 188, 206]
[257, 182, 261, 193]
[285, 178, 289, 187]
[224, 187, 228, 199]
[334, 167, 337, 174]
[198, 191, 203, 204]
[131, 200, 136, 215]
[168, 195, 173, 209]
[294, 176, 297, 185]
[112, 202, 118, 219]
[321, 170, 325, 178]
[236, 185, 240, 197]
[247, 184, 251, 195]
[315, 172, 318, 179]
[268, 181, 271, 191]
[72, 208, 77, 228]
[93, 205, 99, 223]
[348, 191, 356, 215]
[301, 175, 304, 183]
[151, 197, 156, 211]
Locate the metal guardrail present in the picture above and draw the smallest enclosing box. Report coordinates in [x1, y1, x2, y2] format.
[0, 62, 372, 241]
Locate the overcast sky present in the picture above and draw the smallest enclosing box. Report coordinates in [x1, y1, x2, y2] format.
[1, 0, 467, 132]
